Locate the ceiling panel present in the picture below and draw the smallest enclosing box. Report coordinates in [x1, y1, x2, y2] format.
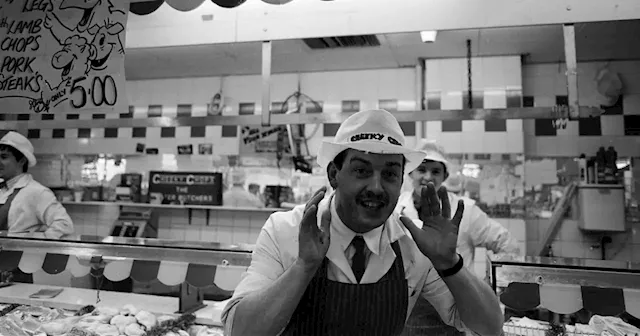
[124, 20, 640, 80]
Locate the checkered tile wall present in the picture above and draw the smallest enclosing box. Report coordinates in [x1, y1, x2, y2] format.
[17, 69, 418, 157]
[523, 62, 640, 157]
[422, 56, 525, 154]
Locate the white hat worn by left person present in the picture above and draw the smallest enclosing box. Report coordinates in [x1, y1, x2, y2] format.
[0, 131, 36, 167]
[413, 139, 449, 179]
[316, 109, 425, 172]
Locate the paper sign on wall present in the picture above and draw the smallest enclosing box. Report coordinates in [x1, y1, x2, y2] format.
[0, 0, 129, 114]
[240, 125, 291, 155]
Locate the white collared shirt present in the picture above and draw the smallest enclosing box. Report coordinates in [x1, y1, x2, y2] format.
[221, 192, 468, 335]
[0, 173, 74, 239]
[0, 173, 25, 204]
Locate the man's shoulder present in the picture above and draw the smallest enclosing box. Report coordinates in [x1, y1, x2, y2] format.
[263, 204, 306, 234]
[19, 177, 49, 194]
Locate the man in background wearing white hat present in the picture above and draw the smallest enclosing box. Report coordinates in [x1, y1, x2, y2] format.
[223, 169, 264, 208]
[0, 131, 74, 239]
[398, 139, 519, 335]
[222, 110, 503, 336]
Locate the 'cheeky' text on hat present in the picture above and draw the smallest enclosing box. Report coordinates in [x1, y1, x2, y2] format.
[350, 133, 401, 146]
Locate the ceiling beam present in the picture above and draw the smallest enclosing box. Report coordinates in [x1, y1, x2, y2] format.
[261, 41, 272, 127]
[563, 24, 580, 120]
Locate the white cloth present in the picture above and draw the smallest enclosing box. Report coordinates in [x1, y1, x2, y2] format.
[221, 193, 468, 335]
[222, 186, 264, 208]
[396, 191, 519, 271]
[0, 174, 74, 239]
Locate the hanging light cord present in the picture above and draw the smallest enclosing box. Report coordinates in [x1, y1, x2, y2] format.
[467, 39, 473, 109]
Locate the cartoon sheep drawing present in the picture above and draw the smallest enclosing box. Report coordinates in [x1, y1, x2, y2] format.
[51, 35, 96, 81]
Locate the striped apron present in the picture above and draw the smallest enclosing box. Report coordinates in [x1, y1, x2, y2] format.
[0, 188, 33, 284]
[282, 240, 408, 336]
[401, 297, 464, 336]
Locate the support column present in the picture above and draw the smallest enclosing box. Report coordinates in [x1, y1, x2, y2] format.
[261, 41, 272, 126]
[414, 62, 424, 141]
[563, 24, 579, 119]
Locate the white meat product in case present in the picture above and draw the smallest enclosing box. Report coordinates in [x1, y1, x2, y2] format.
[74, 321, 100, 333]
[94, 324, 120, 336]
[41, 316, 81, 335]
[95, 307, 120, 317]
[82, 313, 113, 324]
[134, 310, 157, 329]
[157, 315, 174, 324]
[120, 305, 139, 316]
[123, 323, 145, 336]
[163, 332, 180, 336]
[110, 315, 137, 333]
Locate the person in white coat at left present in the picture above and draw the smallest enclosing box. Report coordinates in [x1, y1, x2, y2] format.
[0, 131, 74, 238]
[0, 131, 74, 284]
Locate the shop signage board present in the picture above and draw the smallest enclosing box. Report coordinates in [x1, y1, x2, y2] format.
[240, 125, 291, 155]
[148, 171, 223, 206]
[0, 0, 129, 115]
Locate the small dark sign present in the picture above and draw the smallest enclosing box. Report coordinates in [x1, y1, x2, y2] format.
[148, 171, 223, 205]
[136, 143, 146, 153]
[178, 144, 193, 155]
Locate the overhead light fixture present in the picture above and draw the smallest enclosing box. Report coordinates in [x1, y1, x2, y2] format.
[420, 30, 437, 43]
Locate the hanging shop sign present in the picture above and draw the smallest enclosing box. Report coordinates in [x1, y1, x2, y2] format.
[148, 171, 223, 206]
[239, 125, 291, 155]
[0, 0, 129, 114]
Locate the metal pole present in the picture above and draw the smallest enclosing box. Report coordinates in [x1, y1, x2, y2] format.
[563, 24, 579, 119]
[261, 41, 272, 126]
[415, 62, 424, 141]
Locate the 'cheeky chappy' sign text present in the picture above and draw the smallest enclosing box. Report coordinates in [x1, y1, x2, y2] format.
[0, 0, 128, 114]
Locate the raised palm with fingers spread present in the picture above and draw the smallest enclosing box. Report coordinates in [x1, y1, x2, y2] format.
[298, 187, 332, 271]
[400, 183, 464, 271]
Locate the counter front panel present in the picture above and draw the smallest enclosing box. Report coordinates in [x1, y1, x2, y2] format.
[491, 256, 640, 319]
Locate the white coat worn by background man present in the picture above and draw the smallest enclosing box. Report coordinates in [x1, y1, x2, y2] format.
[223, 170, 265, 208]
[0, 131, 74, 238]
[221, 109, 504, 336]
[398, 139, 519, 336]
[0, 131, 74, 284]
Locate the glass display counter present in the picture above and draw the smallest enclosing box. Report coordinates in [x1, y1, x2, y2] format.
[0, 233, 253, 335]
[490, 255, 640, 335]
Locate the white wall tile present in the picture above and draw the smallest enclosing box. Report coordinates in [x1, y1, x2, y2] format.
[506, 120, 523, 132]
[439, 133, 463, 154]
[483, 89, 507, 109]
[462, 120, 484, 133]
[441, 91, 463, 110]
[482, 133, 508, 153]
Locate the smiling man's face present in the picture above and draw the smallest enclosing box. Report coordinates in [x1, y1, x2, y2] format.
[328, 149, 404, 233]
[409, 160, 447, 197]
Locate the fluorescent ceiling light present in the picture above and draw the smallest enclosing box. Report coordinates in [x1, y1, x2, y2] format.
[420, 30, 437, 43]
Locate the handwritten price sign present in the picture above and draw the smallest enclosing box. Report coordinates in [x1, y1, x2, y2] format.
[0, 0, 128, 115]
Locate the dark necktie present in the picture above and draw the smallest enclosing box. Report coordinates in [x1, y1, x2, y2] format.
[0, 181, 5, 190]
[351, 236, 367, 283]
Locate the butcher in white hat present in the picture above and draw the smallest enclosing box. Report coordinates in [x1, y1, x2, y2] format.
[222, 110, 503, 336]
[398, 139, 519, 335]
[0, 131, 74, 239]
[222, 169, 264, 208]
